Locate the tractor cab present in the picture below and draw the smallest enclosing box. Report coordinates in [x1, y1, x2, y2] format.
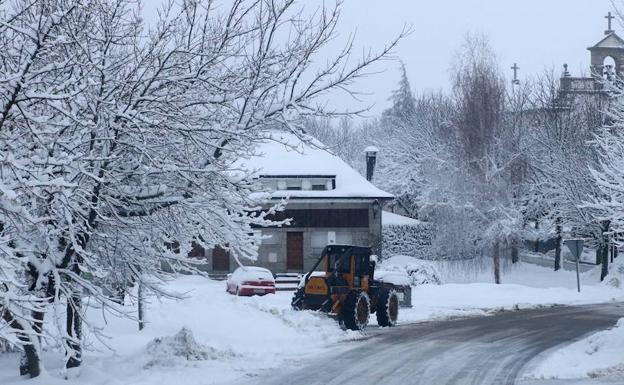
[292, 245, 399, 330]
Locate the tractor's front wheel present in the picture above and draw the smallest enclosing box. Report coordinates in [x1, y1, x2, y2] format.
[341, 290, 370, 330]
[291, 288, 305, 310]
[376, 288, 399, 327]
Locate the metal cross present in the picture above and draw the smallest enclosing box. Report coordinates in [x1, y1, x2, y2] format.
[511, 63, 520, 85]
[606, 11, 615, 31]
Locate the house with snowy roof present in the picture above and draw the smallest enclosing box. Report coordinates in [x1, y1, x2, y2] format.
[207, 131, 393, 274]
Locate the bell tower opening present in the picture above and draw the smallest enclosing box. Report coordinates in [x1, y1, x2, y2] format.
[603, 56, 617, 80]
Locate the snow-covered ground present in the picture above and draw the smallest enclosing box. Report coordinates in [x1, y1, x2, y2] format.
[527, 318, 624, 382]
[522, 257, 624, 382]
[1, 257, 623, 385]
[396, 256, 624, 323]
[0, 277, 363, 385]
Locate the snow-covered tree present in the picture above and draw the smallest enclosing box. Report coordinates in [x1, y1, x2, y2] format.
[0, 0, 403, 377]
[588, 83, 624, 278]
[525, 71, 608, 275]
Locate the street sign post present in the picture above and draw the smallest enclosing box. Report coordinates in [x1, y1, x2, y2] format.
[564, 239, 584, 293]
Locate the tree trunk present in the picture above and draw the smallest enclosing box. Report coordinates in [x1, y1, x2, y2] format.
[601, 243, 609, 281]
[534, 219, 540, 252]
[554, 219, 562, 271]
[18, 344, 40, 378]
[493, 241, 501, 284]
[511, 240, 519, 264]
[138, 281, 146, 331]
[600, 221, 611, 282]
[595, 248, 601, 265]
[2, 310, 41, 378]
[65, 294, 82, 369]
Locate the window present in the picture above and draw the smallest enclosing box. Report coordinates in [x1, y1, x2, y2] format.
[261, 231, 280, 245]
[311, 232, 328, 248]
[286, 179, 302, 190]
[336, 232, 353, 245]
[259, 176, 336, 192]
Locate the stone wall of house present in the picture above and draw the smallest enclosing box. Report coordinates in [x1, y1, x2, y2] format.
[202, 200, 384, 273]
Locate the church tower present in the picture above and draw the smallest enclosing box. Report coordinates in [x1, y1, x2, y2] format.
[588, 12, 624, 79]
[558, 12, 624, 102]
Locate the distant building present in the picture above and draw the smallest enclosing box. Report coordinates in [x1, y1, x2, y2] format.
[205, 132, 393, 274]
[557, 12, 624, 106]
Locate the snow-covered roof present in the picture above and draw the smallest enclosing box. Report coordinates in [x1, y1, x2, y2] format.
[382, 211, 421, 226]
[589, 32, 624, 49]
[239, 131, 393, 200]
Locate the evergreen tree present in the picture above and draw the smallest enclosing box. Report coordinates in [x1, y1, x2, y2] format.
[383, 63, 417, 123]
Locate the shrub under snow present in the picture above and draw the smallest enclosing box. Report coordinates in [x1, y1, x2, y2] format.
[380, 255, 442, 286]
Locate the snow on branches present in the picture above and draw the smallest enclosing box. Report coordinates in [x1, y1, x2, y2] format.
[0, 0, 401, 377]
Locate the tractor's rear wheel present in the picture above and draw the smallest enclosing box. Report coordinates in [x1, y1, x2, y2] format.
[291, 288, 305, 310]
[376, 288, 399, 327]
[341, 291, 370, 330]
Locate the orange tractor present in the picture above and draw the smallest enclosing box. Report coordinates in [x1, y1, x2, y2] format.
[291, 245, 399, 330]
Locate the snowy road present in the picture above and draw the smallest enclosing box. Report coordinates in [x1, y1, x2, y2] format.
[254, 303, 624, 385]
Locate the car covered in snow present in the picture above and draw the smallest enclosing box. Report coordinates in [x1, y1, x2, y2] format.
[226, 266, 276, 296]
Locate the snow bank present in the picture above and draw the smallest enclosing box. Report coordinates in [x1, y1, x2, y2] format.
[602, 257, 624, 289]
[402, 281, 623, 324]
[528, 318, 624, 380]
[523, 258, 624, 382]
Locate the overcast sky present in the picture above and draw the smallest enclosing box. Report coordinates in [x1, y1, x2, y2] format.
[320, 0, 616, 116]
[144, 0, 617, 117]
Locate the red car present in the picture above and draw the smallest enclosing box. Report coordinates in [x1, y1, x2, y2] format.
[226, 266, 276, 296]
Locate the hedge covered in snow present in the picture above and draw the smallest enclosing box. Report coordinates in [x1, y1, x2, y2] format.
[382, 221, 434, 260]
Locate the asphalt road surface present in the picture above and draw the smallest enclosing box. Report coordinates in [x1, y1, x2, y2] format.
[254, 303, 624, 385]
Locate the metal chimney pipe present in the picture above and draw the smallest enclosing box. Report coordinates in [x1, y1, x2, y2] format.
[364, 146, 379, 182]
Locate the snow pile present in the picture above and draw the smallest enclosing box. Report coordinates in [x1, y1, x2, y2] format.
[144, 327, 235, 368]
[381, 255, 442, 286]
[528, 318, 624, 380]
[603, 257, 624, 288]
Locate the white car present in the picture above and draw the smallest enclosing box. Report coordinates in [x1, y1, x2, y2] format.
[226, 266, 276, 296]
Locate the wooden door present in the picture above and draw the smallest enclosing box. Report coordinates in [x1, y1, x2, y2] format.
[287, 232, 304, 271]
[212, 246, 230, 272]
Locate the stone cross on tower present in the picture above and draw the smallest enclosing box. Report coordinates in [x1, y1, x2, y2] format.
[606, 11, 615, 34]
[511, 63, 520, 85]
